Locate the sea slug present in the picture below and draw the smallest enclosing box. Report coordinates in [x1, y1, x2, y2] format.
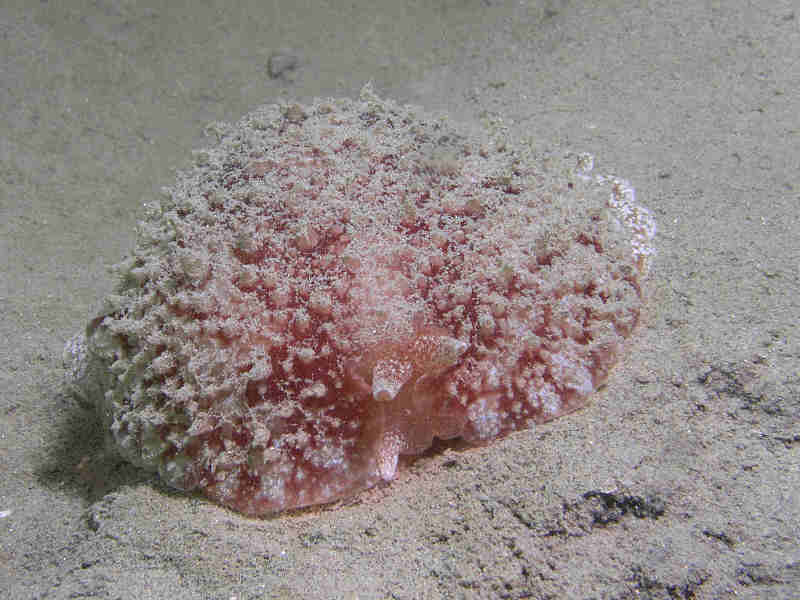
[65, 85, 655, 516]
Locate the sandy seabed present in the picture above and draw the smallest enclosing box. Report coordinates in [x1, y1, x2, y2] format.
[1, 1, 798, 599]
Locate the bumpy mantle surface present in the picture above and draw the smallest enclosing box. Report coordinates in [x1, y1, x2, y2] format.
[66, 86, 655, 515]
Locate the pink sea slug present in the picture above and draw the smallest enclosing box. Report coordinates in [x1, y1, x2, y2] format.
[66, 85, 655, 516]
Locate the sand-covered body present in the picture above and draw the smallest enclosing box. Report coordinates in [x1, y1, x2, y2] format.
[66, 87, 655, 515]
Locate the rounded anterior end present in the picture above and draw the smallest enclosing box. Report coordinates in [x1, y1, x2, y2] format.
[69, 85, 654, 516]
[359, 332, 471, 482]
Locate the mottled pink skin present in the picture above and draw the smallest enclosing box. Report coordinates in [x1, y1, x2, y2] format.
[184, 152, 637, 515]
[75, 90, 653, 516]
